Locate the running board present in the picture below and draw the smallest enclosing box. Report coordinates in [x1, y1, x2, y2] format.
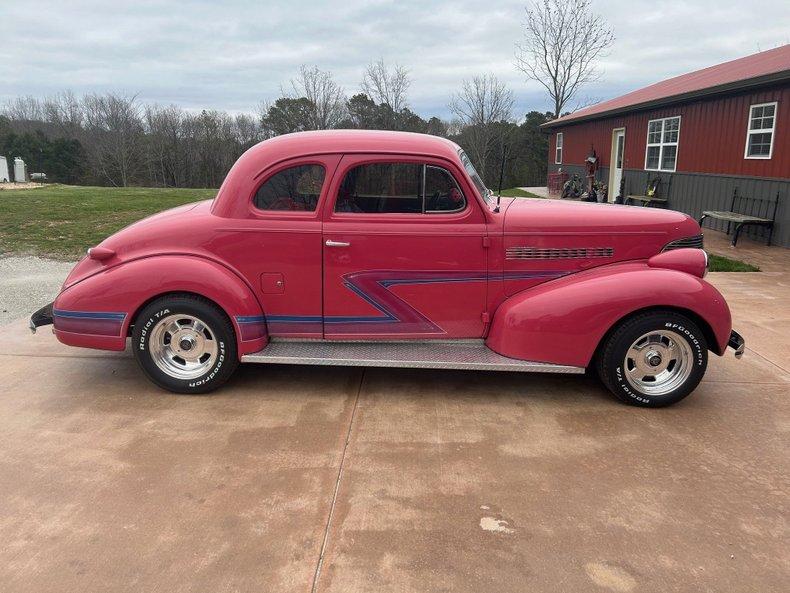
[241, 339, 585, 374]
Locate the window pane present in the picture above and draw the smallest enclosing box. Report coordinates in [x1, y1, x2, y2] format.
[647, 120, 662, 144]
[764, 104, 775, 117]
[336, 163, 422, 213]
[254, 164, 324, 211]
[662, 118, 679, 143]
[646, 146, 660, 169]
[747, 132, 773, 156]
[458, 149, 488, 197]
[556, 147, 562, 163]
[556, 133, 563, 148]
[661, 145, 677, 170]
[424, 166, 466, 212]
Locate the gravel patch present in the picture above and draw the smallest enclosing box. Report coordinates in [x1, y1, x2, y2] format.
[0, 256, 75, 325]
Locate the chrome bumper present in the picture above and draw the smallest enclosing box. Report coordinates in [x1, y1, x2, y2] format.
[728, 330, 745, 359]
[29, 302, 54, 334]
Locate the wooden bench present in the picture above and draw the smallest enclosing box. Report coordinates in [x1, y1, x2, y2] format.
[625, 176, 670, 208]
[698, 189, 780, 247]
[625, 194, 667, 207]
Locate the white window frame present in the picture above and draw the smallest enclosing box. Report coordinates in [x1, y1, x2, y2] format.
[644, 116, 681, 172]
[555, 132, 563, 164]
[744, 101, 777, 160]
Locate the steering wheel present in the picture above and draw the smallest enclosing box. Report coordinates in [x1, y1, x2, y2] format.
[427, 191, 442, 211]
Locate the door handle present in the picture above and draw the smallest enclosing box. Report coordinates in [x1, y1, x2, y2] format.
[325, 240, 350, 247]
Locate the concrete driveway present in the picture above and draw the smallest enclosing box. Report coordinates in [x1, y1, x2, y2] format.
[0, 271, 787, 593]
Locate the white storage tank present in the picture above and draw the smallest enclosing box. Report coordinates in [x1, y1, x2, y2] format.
[0, 156, 9, 182]
[13, 157, 27, 183]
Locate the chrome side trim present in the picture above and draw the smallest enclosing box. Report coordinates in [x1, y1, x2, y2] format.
[241, 339, 585, 374]
[506, 246, 614, 260]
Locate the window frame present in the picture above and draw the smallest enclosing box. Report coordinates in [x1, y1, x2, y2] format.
[744, 101, 777, 160]
[644, 116, 681, 172]
[555, 132, 563, 164]
[331, 160, 468, 216]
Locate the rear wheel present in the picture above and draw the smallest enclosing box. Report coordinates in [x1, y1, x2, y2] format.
[596, 311, 707, 407]
[132, 295, 238, 394]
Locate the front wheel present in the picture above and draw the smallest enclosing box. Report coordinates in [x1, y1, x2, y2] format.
[596, 311, 708, 407]
[132, 295, 238, 394]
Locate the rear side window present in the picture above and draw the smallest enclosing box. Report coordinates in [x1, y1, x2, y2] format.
[335, 163, 465, 214]
[254, 164, 325, 211]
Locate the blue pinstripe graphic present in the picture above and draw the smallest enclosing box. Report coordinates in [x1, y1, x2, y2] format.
[245, 270, 567, 326]
[236, 315, 268, 324]
[53, 309, 126, 320]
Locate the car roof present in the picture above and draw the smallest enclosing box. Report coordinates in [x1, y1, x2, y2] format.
[212, 130, 468, 218]
[241, 129, 463, 162]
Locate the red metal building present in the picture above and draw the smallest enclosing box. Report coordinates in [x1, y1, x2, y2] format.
[543, 44, 790, 246]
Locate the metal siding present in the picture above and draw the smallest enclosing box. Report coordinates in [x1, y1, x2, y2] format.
[545, 162, 789, 247]
[547, 84, 789, 178]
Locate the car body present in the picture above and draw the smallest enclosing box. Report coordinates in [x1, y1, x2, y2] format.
[30, 130, 744, 406]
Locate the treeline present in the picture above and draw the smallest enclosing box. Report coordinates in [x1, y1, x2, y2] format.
[0, 64, 551, 190]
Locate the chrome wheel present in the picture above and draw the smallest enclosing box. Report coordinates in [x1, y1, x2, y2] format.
[623, 330, 693, 396]
[149, 314, 218, 380]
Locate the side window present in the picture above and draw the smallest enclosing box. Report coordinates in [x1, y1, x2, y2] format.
[336, 163, 422, 213]
[744, 102, 777, 159]
[425, 165, 466, 212]
[335, 162, 466, 214]
[555, 132, 563, 164]
[253, 164, 325, 211]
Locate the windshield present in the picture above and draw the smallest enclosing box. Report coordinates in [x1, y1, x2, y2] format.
[457, 149, 490, 204]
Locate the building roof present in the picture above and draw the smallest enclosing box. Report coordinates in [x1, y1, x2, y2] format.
[544, 44, 790, 128]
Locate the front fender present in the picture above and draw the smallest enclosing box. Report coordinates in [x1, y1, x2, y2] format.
[53, 255, 267, 356]
[486, 262, 732, 367]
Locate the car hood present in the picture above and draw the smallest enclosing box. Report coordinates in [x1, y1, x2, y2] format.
[499, 198, 701, 295]
[503, 197, 693, 234]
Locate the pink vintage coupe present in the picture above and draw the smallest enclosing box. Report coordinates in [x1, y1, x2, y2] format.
[30, 131, 744, 406]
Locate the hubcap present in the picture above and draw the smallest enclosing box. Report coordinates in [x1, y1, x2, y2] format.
[624, 330, 693, 396]
[149, 314, 218, 380]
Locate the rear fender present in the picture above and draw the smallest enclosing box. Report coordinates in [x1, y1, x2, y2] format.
[53, 255, 267, 356]
[486, 262, 732, 368]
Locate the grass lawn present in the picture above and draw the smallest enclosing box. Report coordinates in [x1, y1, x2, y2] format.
[0, 184, 765, 274]
[0, 184, 216, 259]
[707, 253, 760, 272]
[499, 187, 546, 199]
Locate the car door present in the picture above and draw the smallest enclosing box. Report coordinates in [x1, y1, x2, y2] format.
[211, 155, 340, 339]
[321, 154, 488, 339]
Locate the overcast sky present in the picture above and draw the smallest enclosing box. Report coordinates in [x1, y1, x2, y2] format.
[2, 0, 788, 119]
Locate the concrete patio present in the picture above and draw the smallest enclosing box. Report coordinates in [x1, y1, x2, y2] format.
[0, 244, 787, 592]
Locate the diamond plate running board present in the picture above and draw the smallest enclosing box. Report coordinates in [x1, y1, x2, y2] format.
[241, 339, 585, 374]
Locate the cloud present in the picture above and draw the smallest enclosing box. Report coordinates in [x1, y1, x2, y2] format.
[1, 0, 788, 118]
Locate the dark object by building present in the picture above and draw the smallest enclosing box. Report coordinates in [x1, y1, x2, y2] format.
[543, 44, 790, 247]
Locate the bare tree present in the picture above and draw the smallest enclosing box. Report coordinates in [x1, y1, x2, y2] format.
[515, 0, 614, 118]
[449, 74, 514, 180]
[42, 91, 84, 138]
[2, 96, 43, 132]
[287, 65, 347, 130]
[144, 104, 185, 187]
[361, 59, 411, 112]
[82, 93, 145, 187]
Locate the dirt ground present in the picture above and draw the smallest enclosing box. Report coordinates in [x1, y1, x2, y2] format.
[0, 237, 787, 593]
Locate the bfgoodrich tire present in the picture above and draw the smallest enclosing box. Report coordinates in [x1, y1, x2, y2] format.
[132, 295, 238, 394]
[596, 311, 708, 407]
